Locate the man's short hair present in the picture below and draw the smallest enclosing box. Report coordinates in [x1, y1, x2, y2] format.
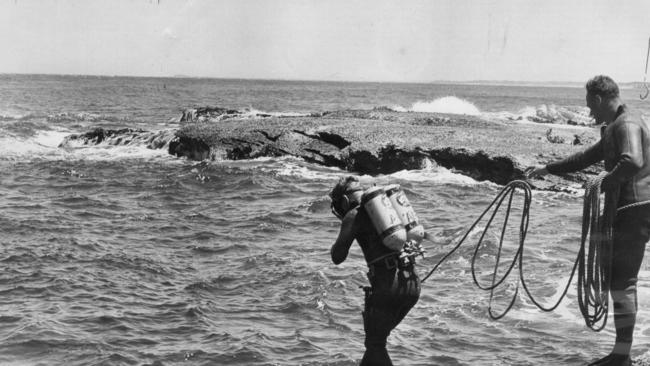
[585, 75, 619, 99]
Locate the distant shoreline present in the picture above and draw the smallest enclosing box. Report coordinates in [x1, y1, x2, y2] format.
[0, 72, 643, 89]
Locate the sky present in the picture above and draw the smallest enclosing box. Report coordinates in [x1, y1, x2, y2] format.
[1, 0, 650, 83]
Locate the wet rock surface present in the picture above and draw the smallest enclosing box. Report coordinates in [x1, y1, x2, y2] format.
[171, 107, 601, 190]
[59, 127, 176, 150]
[61, 107, 603, 191]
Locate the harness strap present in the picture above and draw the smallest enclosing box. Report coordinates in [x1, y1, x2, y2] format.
[618, 199, 650, 212]
[367, 244, 423, 272]
[367, 252, 400, 267]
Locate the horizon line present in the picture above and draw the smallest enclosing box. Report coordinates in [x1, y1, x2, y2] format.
[0, 72, 643, 86]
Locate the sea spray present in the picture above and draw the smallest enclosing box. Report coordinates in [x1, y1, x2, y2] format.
[409, 96, 481, 115]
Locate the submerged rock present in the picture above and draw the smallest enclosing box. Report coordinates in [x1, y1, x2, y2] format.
[179, 106, 275, 122]
[530, 105, 593, 125]
[179, 107, 242, 122]
[59, 127, 177, 150]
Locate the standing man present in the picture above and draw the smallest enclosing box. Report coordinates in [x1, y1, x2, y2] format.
[527, 75, 650, 366]
[329, 176, 421, 366]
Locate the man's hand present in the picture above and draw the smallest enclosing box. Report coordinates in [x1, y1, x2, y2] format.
[525, 165, 549, 179]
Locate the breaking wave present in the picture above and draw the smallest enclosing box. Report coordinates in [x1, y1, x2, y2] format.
[392, 96, 481, 116]
[484, 105, 594, 125]
[387, 97, 593, 125]
[0, 127, 175, 162]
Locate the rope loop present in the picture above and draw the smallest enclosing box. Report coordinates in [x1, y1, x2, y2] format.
[421, 177, 617, 329]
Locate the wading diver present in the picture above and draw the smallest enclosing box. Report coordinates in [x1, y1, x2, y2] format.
[329, 176, 422, 366]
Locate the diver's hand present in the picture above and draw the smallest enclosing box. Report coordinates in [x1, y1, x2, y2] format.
[525, 165, 548, 179]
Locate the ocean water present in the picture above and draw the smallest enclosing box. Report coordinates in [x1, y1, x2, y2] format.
[2, 74, 650, 366]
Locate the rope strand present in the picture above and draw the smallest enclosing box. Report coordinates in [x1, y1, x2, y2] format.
[577, 172, 617, 330]
[421, 177, 617, 328]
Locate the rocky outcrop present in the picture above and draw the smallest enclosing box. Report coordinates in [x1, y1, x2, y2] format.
[180, 107, 245, 122]
[179, 106, 273, 122]
[507, 105, 593, 125]
[59, 107, 601, 190]
[170, 107, 601, 190]
[59, 127, 176, 150]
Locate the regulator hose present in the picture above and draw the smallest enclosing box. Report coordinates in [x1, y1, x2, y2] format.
[421, 176, 617, 330]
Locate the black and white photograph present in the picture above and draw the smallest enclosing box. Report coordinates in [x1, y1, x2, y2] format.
[2, 1, 650, 365]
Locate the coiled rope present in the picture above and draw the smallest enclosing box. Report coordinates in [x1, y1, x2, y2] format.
[578, 172, 617, 330]
[421, 175, 618, 329]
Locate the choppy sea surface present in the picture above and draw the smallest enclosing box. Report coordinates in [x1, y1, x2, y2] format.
[2, 74, 650, 365]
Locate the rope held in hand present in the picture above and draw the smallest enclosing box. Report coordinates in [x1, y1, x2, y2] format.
[578, 172, 617, 331]
[421, 177, 617, 329]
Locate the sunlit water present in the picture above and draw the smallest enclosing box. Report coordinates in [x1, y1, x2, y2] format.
[2, 75, 650, 365]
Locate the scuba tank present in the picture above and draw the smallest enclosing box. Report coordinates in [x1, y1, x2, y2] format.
[385, 184, 425, 244]
[361, 186, 407, 251]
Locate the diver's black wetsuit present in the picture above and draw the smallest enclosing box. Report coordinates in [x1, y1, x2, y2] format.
[547, 105, 650, 357]
[610, 204, 650, 353]
[354, 208, 421, 366]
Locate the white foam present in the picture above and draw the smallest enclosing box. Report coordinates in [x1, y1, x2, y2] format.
[401, 96, 481, 116]
[243, 155, 483, 185]
[0, 109, 38, 121]
[273, 162, 342, 180]
[0, 130, 66, 158]
[256, 156, 347, 180]
[0, 128, 174, 162]
[389, 161, 481, 186]
[33, 130, 70, 148]
[227, 155, 485, 187]
[482, 105, 594, 128]
[66, 144, 173, 161]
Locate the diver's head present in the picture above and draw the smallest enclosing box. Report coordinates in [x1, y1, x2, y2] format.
[585, 75, 620, 125]
[329, 176, 364, 219]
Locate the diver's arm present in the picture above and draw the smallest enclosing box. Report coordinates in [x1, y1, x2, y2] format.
[601, 123, 644, 191]
[330, 209, 357, 265]
[545, 140, 604, 175]
[526, 141, 603, 179]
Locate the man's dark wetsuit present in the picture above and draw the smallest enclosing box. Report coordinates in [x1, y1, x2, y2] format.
[331, 207, 421, 366]
[546, 105, 650, 355]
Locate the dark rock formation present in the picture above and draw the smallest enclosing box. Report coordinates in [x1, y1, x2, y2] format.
[179, 106, 274, 123]
[519, 105, 593, 125]
[58, 107, 602, 191]
[59, 127, 176, 150]
[170, 107, 602, 190]
[60, 127, 143, 145]
[180, 107, 242, 122]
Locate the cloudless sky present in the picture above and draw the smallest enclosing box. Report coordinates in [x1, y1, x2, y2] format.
[1, 0, 649, 83]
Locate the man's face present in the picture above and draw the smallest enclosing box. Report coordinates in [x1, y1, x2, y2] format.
[586, 92, 602, 124]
